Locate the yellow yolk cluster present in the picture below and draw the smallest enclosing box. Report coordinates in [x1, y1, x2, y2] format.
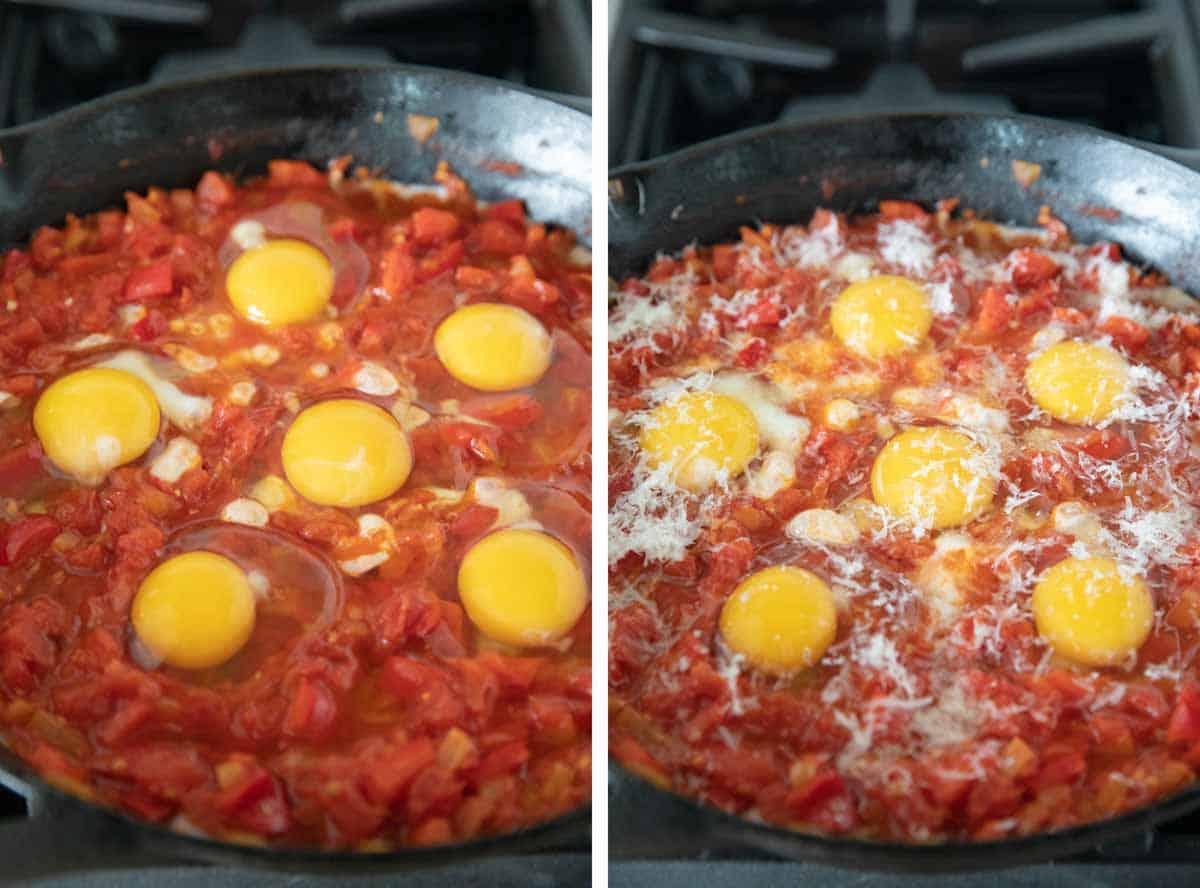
[870, 426, 996, 529]
[34, 367, 161, 485]
[132, 551, 256, 670]
[281, 399, 412, 507]
[1024, 340, 1132, 425]
[458, 528, 587, 647]
[1032, 556, 1153, 667]
[434, 303, 553, 392]
[226, 238, 334, 326]
[719, 566, 838, 674]
[640, 391, 760, 491]
[830, 275, 933, 359]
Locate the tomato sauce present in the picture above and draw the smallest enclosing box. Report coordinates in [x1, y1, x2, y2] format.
[0, 159, 590, 849]
[610, 200, 1200, 841]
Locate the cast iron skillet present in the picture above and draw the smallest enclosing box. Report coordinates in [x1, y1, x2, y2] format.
[0, 64, 590, 879]
[608, 112, 1200, 872]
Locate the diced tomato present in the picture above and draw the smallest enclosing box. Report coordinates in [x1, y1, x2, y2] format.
[362, 738, 437, 807]
[504, 278, 561, 314]
[449, 504, 500, 539]
[878, 200, 930, 221]
[1033, 750, 1087, 790]
[121, 260, 174, 304]
[215, 763, 292, 836]
[454, 265, 497, 290]
[195, 171, 236, 209]
[417, 240, 465, 282]
[1099, 315, 1151, 351]
[974, 285, 1014, 336]
[409, 817, 454, 846]
[0, 441, 45, 496]
[475, 741, 529, 782]
[1007, 248, 1059, 288]
[484, 199, 526, 227]
[2, 249, 31, 281]
[412, 207, 461, 245]
[405, 765, 464, 821]
[1090, 713, 1135, 758]
[380, 244, 416, 299]
[30, 227, 64, 270]
[282, 679, 338, 742]
[529, 696, 576, 747]
[459, 393, 544, 429]
[1168, 684, 1200, 746]
[734, 337, 769, 368]
[0, 596, 70, 694]
[1, 516, 61, 567]
[708, 243, 736, 281]
[478, 219, 526, 254]
[266, 159, 325, 188]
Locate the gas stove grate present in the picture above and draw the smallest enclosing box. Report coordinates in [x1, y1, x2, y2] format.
[0, 0, 589, 129]
[609, 0, 1200, 164]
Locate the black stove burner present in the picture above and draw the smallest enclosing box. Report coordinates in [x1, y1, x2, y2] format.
[0, 0, 589, 128]
[609, 0, 1200, 164]
[149, 14, 391, 83]
[779, 61, 1014, 122]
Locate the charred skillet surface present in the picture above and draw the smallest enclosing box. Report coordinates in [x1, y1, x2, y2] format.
[0, 64, 590, 876]
[608, 112, 1200, 871]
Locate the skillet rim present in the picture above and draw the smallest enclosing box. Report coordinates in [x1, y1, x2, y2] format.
[607, 108, 1196, 199]
[0, 60, 591, 142]
[607, 109, 1200, 869]
[0, 62, 593, 871]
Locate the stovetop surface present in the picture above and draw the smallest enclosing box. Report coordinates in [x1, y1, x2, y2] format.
[609, 0, 1200, 164]
[0, 0, 590, 130]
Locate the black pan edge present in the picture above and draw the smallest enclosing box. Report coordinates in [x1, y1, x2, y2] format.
[608, 111, 1200, 293]
[0, 63, 592, 248]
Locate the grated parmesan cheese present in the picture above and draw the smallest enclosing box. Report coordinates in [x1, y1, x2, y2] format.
[878, 220, 936, 277]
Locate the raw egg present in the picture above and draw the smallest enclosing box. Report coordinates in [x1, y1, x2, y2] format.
[870, 426, 996, 529]
[281, 399, 412, 508]
[831, 274, 932, 359]
[719, 565, 838, 674]
[226, 238, 334, 326]
[641, 391, 760, 491]
[34, 367, 161, 485]
[1032, 556, 1153, 667]
[458, 528, 587, 647]
[131, 551, 256, 670]
[217, 202, 369, 320]
[434, 303, 552, 392]
[1025, 340, 1131, 425]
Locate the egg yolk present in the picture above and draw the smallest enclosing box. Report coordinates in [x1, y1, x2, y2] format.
[225, 238, 334, 326]
[719, 566, 838, 674]
[1032, 556, 1153, 667]
[830, 275, 933, 359]
[1024, 340, 1132, 425]
[871, 426, 996, 529]
[640, 392, 760, 491]
[434, 303, 552, 392]
[281, 399, 412, 508]
[131, 551, 256, 670]
[33, 367, 160, 485]
[458, 529, 587, 647]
